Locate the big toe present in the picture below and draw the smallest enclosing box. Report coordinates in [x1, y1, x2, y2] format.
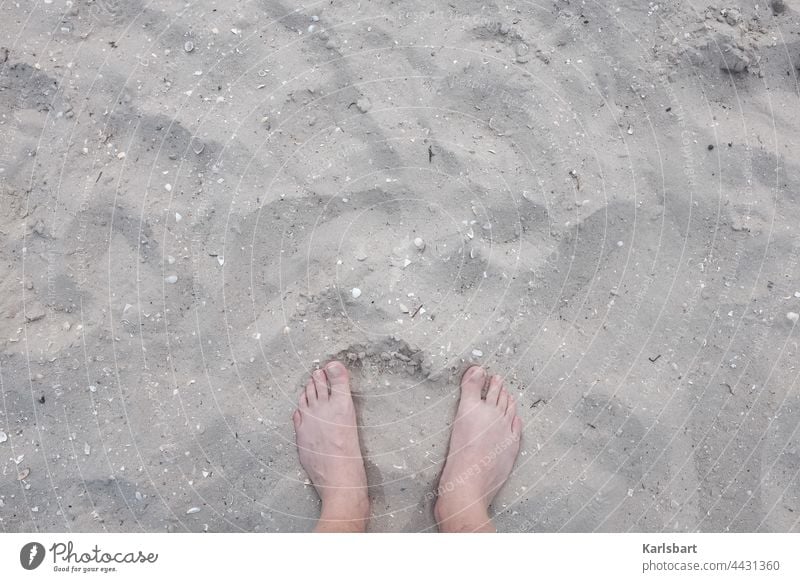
[460, 365, 486, 401]
[325, 360, 351, 396]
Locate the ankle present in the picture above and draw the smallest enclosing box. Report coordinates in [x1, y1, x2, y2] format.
[318, 491, 370, 530]
[434, 496, 494, 533]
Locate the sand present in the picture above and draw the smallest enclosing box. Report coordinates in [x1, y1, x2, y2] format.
[1, 0, 799, 532]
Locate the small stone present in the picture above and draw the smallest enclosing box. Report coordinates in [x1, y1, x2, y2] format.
[380, 352, 392, 361]
[175, 212, 182, 222]
[399, 303, 410, 313]
[84, 442, 91, 456]
[135, 491, 143, 501]
[311, 15, 319, 22]
[167, 255, 176, 264]
[351, 287, 361, 299]
[794, 292, 800, 298]
[413, 237, 425, 251]
[33, 220, 46, 236]
[165, 275, 178, 284]
[0, 431, 7, 443]
[787, 312, 799, 323]
[217, 256, 225, 266]
[18, 467, 30, 480]
[471, 349, 484, 357]
[356, 97, 372, 113]
[62, 321, 71, 331]
[25, 307, 46, 323]
[186, 507, 201, 515]
[771, 0, 787, 15]
[514, 42, 529, 57]
[184, 40, 194, 52]
[164, 183, 172, 192]
[354, 250, 368, 261]
[616, 241, 624, 247]
[88, 385, 97, 393]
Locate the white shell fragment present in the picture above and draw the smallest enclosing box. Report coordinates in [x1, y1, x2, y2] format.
[413, 237, 425, 251]
[0, 431, 7, 443]
[787, 311, 799, 323]
[186, 507, 201, 515]
[165, 275, 178, 284]
[351, 287, 362, 299]
[472, 349, 484, 357]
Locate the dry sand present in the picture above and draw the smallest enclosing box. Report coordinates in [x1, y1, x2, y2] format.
[1, 0, 799, 532]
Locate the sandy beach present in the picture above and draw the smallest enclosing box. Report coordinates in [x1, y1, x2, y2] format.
[1, 0, 799, 532]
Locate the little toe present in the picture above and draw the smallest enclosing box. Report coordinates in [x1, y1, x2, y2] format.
[506, 395, 517, 419]
[304, 379, 317, 404]
[497, 388, 510, 415]
[312, 369, 330, 401]
[460, 365, 486, 401]
[292, 409, 302, 429]
[486, 375, 503, 405]
[324, 360, 350, 397]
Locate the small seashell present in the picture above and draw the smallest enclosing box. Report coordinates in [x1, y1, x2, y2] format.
[351, 287, 362, 299]
[184, 41, 194, 52]
[413, 237, 425, 251]
[186, 507, 201, 514]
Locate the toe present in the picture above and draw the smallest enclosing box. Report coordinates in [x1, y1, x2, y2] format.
[324, 360, 350, 397]
[497, 388, 510, 414]
[299, 392, 309, 409]
[292, 409, 302, 429]
[305, 378, 317, 403]
[312, 368, 329, 401]
[460, 365, 486, 401]
[506, 395, 517, 419]
[512, 416, 523, 437]
[486, 374, 503, 405]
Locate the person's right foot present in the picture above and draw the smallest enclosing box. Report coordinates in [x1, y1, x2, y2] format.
[434, 365, 522, 532]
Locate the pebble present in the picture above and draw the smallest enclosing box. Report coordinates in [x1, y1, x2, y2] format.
[165, 275, 178, 284]
[356, 97, 372, 113]
[135, 491, 143, 501]
[167, 255, 176, 264]
[771, 0, 787, 15]
[184, 41, 194, 52]
[186, 507, 201, 515]
[62, 321, 71, 331]
[18, 467, 30, 480]
[380, 352, 392, 361]
[399, 303, 410, 313]
[471, 349, 484, 357]
[413, 237, 425, 251]
[0, 431, 7, 443]
[794, 291, 800, 298]
[351, 287, 361, 299]
[84, 442, 91, 456]
[164, 183, 172, 192]
[175, 212, 182, 222]
[787, 312, 799, 323]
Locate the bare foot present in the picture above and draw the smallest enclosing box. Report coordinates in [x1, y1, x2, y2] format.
[293, 361, 369, 532]
[434, 365, 522, 532]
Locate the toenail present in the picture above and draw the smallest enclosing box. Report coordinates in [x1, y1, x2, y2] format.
[325, 361, 343, 376]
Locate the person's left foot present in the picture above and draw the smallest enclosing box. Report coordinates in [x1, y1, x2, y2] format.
[293, 361, 369, 531]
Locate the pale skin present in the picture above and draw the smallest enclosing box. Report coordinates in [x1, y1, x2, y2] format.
[292, 361, 522, 532]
